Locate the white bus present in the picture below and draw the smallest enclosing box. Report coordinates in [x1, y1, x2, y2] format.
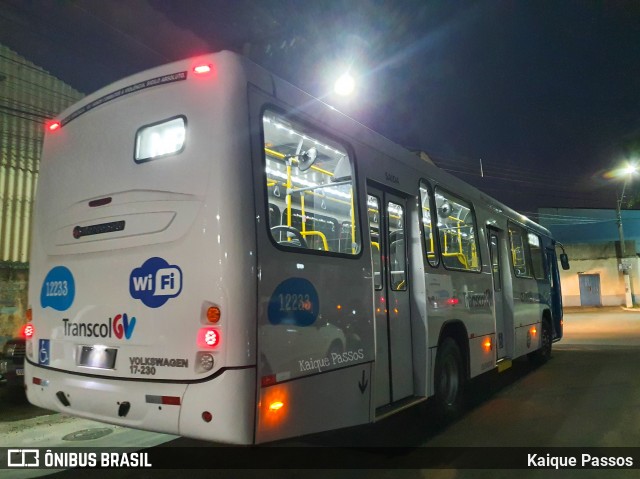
[25, 51, 568, 444]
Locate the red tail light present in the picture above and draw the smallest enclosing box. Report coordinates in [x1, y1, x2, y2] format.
[21, 323, 35, 339]
[197, 327, 220, 348]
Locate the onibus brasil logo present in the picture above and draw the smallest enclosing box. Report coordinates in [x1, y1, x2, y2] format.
[130, 257, 182, 308]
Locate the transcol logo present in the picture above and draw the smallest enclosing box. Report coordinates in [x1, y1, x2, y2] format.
[130, 257, 183, 308]
[62, 313, 136, 340]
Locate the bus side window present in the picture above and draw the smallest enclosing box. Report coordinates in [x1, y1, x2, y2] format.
[419, 181, 439, 267]
[434, 188, 480, 272]
[262, 110, 360, 255]
[528, 232, 546, 280]
[388, 202, 407, 291]
[368, 195, 383, 290]
[508, 222, 532, 277]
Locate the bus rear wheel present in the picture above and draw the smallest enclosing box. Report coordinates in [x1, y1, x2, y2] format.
[434, 337, 465, 419]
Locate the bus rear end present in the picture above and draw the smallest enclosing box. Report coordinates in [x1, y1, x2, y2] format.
[25, 52, 257, 444]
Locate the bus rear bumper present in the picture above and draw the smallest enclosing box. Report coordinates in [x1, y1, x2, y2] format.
[25, 365, 255, 444]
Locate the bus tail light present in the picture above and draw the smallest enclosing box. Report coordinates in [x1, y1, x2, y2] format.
[26, 308, 33, 322]
[261, 375, 276, 388]
[482, 337, 492, 352]
[197, 327, 220, 348]
[202, 411, 213, 423]
[531, 327, 537, 336]
[21, 323, 35, 340]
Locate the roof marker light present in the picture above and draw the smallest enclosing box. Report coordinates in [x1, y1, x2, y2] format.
[193, 64, 212, 75]
[47, 121, 61, 132]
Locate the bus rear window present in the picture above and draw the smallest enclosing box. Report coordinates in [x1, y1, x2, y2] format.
[135, 115, 186, 163]
[262, 110, 360, 255]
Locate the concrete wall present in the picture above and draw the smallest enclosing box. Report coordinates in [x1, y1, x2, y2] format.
[559, 242, 640, 307]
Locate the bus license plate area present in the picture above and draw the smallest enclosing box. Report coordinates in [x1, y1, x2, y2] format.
[77, 346, 117, 370]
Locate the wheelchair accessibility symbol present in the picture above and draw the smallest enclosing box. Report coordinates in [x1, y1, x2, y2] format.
[39, 339, 50, 365]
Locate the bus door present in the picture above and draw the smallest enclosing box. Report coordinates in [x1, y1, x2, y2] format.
[367, 186, 413, 408]
[487, 226, 512, 360]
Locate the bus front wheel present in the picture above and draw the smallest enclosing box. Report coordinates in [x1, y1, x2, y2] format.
[528, 318, 552, 364]
[434, 337, 465, 419]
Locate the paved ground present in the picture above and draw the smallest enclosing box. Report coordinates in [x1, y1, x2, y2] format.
[0, 307, 639, 479]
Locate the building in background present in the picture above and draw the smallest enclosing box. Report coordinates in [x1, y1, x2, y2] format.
[539, 207, 640, 307]
[0, 44, 83, 343]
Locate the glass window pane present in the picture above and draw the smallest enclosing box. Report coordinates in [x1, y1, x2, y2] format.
[262, 110, 360, 255]
[368, 195, 383, 290]
[135, 116, 186, 162]
[435, 189, 480, 271]
[419, 182, 439, 267]
[490, 234, 502, 291]
[529, 233, 546, 280]
[388, 201, 406, 291]
[508, 223, 532, 277]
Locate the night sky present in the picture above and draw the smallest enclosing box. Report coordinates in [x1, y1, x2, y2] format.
[1, 0, 639, 216]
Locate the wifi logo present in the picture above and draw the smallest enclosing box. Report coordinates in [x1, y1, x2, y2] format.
[130, 257, 183, 308]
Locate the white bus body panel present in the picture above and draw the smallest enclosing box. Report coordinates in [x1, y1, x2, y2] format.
[26, 53, 256, 443]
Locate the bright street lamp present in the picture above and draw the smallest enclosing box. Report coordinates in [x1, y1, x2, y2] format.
[334, 72, 355, 97]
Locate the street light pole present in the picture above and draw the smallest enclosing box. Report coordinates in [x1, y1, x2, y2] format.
[617, 182, 627, 257]
[617, 172, 635, 307]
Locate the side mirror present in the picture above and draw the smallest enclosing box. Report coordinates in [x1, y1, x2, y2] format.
[560, 253, 570, 270]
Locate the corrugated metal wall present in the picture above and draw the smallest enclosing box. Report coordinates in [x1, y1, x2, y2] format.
[0, 43, 83, 264]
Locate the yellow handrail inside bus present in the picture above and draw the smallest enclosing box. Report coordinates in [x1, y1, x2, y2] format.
[350, 188, 356, 254]
[299, 192, 329, 251]
[301, 231, 329, 251]
[443, 252, 469, 269]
